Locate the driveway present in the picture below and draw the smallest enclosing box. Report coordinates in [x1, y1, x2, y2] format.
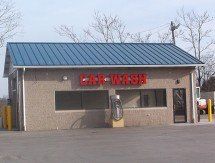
[0, 124, 215, 163]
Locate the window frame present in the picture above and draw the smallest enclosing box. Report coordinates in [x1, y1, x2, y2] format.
[55, 90, 109, 111]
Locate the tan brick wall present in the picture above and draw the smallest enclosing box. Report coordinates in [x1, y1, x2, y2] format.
[24, 67, 195, 131]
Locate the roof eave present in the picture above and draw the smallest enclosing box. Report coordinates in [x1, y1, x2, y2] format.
[13, 64, 205, 69]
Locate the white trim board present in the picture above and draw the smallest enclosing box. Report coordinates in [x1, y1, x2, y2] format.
[13, 64, 204, 69]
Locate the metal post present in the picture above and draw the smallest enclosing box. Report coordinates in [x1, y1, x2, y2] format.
[171, 21, 175, 45]
[2, 106, 7, 129]
[208, 99, 213, 122]
[170, 21, 180, 45]
[6, 106, 12, 131]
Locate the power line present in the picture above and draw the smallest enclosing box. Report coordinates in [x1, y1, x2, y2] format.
[138, 23, 169, 33]
[154, 25, 170, 33]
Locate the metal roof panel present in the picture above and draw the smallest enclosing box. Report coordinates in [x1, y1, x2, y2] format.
[5, 42, 204, 67]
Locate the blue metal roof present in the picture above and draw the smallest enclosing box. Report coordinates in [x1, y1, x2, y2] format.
[6, 42, 203, 67]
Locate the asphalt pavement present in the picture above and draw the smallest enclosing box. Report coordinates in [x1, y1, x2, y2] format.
[0, 124, 215, 163]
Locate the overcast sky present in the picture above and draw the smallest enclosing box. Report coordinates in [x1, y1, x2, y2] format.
[0, 0, 215, 97]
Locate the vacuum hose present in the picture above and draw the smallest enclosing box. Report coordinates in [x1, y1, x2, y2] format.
[111, 97, 123, 121]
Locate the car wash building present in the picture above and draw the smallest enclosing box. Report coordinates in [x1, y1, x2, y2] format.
[3, 42, 203, 131]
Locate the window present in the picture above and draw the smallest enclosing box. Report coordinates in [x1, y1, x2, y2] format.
[56, 91, 82, 110]
[116, 90, 140, 108]
[116, 89, 166, 108]
[82, 91, 109, 109]
[55, 90, 109, 110]
[141, 89, 166, 107]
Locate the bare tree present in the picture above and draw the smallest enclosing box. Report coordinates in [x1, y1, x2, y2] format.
[130, 32, 152, 43]
[55, 11, 130, 43]
[201, 76, 215, 92]
[177, 8, 215, 86]
[0, 0, 21, 47]
[157, 31, 171, 43]
[55, 10, 215, 86]
[55, 25, 82, 42]
[200, 52, 215, 81]
[55, 11, 172, 43]
[130, 22, 180, 44]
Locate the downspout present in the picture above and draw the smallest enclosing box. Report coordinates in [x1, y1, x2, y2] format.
[22, 68, 26, 131]
[190, 71, 196, 123]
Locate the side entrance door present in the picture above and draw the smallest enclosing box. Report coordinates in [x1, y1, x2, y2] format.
[173, 88, 187, 123]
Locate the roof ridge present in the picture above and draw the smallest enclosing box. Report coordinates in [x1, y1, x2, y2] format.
[7, 42, 173, 45]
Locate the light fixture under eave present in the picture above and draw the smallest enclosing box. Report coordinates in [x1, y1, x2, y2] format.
[175, 79, 180, 84]
[62, 75, 68, 81]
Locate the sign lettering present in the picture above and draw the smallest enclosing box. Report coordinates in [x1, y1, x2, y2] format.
[80, 73, 147, 86]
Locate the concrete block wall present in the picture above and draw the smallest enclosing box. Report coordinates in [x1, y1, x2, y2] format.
[22, 67, 195, 131]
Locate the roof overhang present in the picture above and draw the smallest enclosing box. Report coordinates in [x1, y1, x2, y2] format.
[13, 64, 205, 69]
[4, 64, 205, 78]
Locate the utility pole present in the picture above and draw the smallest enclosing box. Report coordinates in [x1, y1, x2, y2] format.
[170, 21, 180, 45]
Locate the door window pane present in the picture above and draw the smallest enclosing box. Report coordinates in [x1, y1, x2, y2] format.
[173, 89, 186, 123]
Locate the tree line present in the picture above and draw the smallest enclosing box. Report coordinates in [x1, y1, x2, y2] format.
[0, 1, 214, 91]
[55, 9, 215, 89]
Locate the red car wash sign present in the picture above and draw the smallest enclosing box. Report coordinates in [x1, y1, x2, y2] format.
[80, 73, 147, 86]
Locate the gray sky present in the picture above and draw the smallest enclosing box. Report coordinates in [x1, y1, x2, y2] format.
[0, 0, 215, 97]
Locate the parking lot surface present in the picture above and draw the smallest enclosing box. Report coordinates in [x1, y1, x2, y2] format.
[0, 124, 215, 163]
